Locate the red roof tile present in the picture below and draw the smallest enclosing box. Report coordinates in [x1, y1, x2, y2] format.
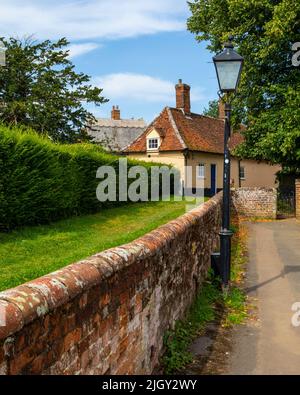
[124, 107, 244, 154]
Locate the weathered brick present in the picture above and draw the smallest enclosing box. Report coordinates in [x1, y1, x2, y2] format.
[0, 361, 7, 375]
[9, 348, 36, 375]
[0, 286, 48, 326]
[63, 328, 82, 353]
[61, 313, 76, 335]
[231, 187, 277, 219]
[100, 293, 110, 307]
[27, 353, 47, 374]
[0, 300, 24, 340]
[0, 192, 224, 375]
[80, 349, 89, 370]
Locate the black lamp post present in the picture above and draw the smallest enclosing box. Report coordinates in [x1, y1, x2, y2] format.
[212, 38, 243, 288]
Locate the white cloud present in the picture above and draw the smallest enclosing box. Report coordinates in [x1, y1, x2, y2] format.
[0, 0, 188, 41]
[68, 43, 100, 58]
[93, 73, 204, 103]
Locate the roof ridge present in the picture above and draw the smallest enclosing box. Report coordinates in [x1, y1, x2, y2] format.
[166, 107, 187, 150]
[94, 125, 145, 129]
[95, 119, 146, 127]
[169, 107, 225, 123]
[96, 118, 146, 121]
[193, 113, 224, 122]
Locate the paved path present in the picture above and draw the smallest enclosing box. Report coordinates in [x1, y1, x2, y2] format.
[228, 219, 300, 375]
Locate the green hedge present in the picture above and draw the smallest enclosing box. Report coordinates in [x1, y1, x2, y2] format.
[0, 125, 171, 231]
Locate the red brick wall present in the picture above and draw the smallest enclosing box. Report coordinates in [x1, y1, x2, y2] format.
[231, 187, 277, 219]
[296, 179, 300, 220]
[0, 194, 222, 375]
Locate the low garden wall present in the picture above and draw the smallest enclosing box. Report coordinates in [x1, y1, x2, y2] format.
[231, 187, 277, 219]
[0, 193, 222, 375]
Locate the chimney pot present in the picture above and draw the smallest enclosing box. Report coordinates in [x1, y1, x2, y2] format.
[175, 80, 191, 114]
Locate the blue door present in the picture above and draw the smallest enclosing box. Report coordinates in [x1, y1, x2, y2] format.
[210, 164, 216, 196]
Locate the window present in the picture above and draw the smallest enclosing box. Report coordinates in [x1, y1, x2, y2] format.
[239, 166, 245, 180]
[198, 163, 205, 178]
[147, 138, 159, 150]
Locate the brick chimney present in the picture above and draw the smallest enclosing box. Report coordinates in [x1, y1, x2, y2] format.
[175, 79, 191, 114]
[111, 105, 121, 120]
[218, 100, 225, 119]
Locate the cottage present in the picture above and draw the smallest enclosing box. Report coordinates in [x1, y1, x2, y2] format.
[88, 106, 147, 152]
[123, 80, 280, 196]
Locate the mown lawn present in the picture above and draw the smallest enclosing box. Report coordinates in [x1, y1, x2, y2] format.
[0, 199, 206, 291]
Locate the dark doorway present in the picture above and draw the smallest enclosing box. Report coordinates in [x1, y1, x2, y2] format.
[210, 164, 217, 196]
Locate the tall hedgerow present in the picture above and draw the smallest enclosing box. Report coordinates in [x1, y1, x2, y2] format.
[0, 125, 169, 230]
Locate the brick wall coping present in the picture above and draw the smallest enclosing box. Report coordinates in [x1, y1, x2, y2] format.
[233, 187, 276, 192]
[0, 193, 223, 340]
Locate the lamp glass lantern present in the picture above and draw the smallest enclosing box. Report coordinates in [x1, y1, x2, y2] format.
[213, 41, 243, 93]
[0, 43, 6, 67]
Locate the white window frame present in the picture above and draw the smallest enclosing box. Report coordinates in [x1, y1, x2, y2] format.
[239, 166, 245, 180]
[147, 137, 159, 151]
[197, 163, 205, 179]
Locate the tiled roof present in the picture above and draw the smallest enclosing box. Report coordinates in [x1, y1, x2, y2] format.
[88, 118, 147, 152]
[123, 107, 244, 154]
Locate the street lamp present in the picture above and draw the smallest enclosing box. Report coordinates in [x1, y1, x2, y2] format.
[212, 37, 243, 289]
[213, 39, 243, 93]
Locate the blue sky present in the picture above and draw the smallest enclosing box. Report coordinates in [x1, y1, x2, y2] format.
[0, 0, 219, 123]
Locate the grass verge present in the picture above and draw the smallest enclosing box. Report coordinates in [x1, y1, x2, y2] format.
[162, 218, 248, 374]
[0, 198, 206, 292]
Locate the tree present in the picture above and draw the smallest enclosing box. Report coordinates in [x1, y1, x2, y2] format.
[0, 37, 108, 143]
[188, 0, 300, 173]
[202, 99, 218, 118]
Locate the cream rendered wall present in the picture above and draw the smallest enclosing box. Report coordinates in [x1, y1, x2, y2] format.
[126, 151, 280, 191]
[186, 152, 240, 190]
[240, 159, 280, 188]
[186, 154, 279, 189]
[127, 151, 186, 185]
